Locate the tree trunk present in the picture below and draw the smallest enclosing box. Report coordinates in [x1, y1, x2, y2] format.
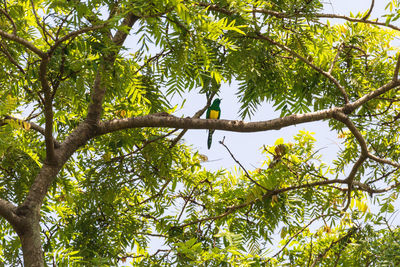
[17, 207, 44, 267]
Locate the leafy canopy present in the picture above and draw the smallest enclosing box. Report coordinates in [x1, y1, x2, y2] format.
[1, 0, 400, 266]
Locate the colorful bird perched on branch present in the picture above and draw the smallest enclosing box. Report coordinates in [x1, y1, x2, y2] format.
[206, 98, 221, 149]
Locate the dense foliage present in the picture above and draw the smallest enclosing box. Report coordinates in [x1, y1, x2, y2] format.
[0, 0, 400, 266]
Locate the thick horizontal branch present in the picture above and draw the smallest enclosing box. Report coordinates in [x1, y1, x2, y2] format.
[98, 107, 341, 135]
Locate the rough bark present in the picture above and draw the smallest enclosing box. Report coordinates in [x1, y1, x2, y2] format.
[18, 212, 43, 267]
[15, 124, 94, 266]
[3, 11, 140, 267]
[10, 163, 62, 267]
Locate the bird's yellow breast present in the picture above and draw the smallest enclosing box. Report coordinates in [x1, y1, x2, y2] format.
[209, 110, 219, 119]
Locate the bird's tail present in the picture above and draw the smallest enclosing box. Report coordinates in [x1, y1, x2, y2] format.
[207, 130, 215, 149]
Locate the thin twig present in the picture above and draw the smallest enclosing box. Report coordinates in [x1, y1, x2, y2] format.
[254, 9, 400, 32]
[0, 7, 16, 34]
[30, 0, 54, 43]
[361, 0, 375, 20]
[267, 213, 337, 263]
[177, 187, 197, 223]
[138, 180, 170, 205]
[329, 43, 343, 74]
[368, 153, 400, 168]
[180, 178, 348, 228]
[132, 50, 170, 77]
[393, 53, 400, 81]
[310, 228, 356, 267]
[51, 23, 109, 53]
[108, 128, 179, 162]
[0, 40, 25, 74]
[220, 137, 268, 191]
[254, 33, 349, 103]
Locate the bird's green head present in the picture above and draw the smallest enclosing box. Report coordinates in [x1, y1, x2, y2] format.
[211, 98, 221, 107]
